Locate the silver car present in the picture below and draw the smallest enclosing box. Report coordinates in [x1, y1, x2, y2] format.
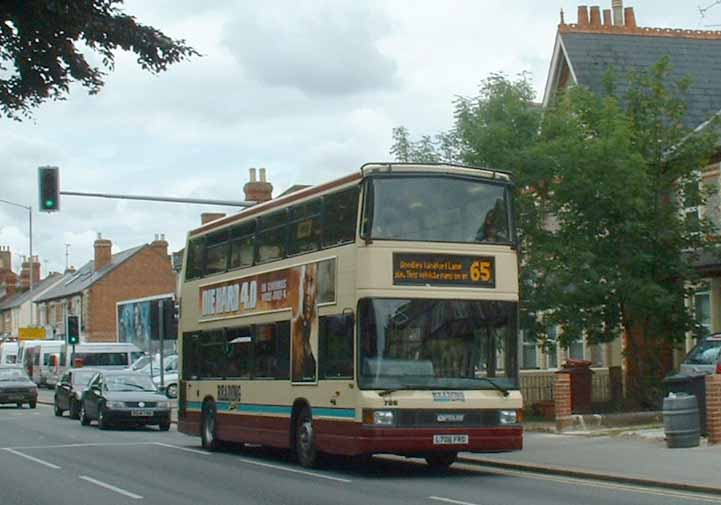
[680, 334, 721, 375]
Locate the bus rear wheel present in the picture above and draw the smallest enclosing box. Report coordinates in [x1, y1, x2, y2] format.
[201, 401, 221, 451]
[425, 452, 457, 470]
[295, 407, 318, 468]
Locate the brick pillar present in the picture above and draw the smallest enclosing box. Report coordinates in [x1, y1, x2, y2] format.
[706, 375, 721, 444]
[554, 373, 573, 431]
[609, 366, 623, 406]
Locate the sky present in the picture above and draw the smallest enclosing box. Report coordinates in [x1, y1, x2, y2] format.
[0, 0, 717, 276]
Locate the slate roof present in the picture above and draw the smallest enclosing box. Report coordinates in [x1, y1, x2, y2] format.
[34, 245, 146, 303]
[559, 32, 721, 130]
[0, 273, 63, 310]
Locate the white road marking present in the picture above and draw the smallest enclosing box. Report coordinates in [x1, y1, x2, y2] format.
[79, 475, 143, 500]
[2, 442, 154, 450]
[3, 448, 61, 469]
[153, 442, 211, 456]
[429, 496, 481, 505]
[453, 462, 721, 504]
[235, 457, 351, 483]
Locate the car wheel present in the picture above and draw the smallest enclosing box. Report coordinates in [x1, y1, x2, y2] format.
[201, 401, 221, 451]
[69, 400, 80, 420]
[425, 452, 457, 470]
[295, 407, 318, 468]
[159, 420, 171, 431]
[53, 399, 63, 417]
[98, 407, 110, 430]
[80, 403, 91, 426]
[165, 384, 178, 399]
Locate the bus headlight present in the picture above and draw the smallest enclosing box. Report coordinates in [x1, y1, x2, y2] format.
[363, 409, 395, 426]
[499, 410, 517, 425]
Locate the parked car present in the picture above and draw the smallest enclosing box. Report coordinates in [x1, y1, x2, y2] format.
[53, 368, 100, 419]
[79, 370, 171, 430]
[0, 366, 38, 408]
[152, 371, 178, 399]
[680, 333, 721, 375]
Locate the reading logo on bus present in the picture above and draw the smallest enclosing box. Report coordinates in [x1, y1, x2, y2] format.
[218, 384, 242, 402]
[432, 391, 465, 402]
[393, 253, 495, 288]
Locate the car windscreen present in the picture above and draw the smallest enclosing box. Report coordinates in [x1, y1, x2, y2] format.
[0, 369, 29, 381]
[72, 371, 97, 385]
[685, 339, 721, 365]
[105, 374, 157, 392]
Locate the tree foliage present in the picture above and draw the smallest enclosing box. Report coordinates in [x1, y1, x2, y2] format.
[0, 0, 199, 119]
[389, 60, 721, 378]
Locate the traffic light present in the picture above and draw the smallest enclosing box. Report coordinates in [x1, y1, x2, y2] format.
[38, 166, 60, 212]
[67, 315, 79, 345]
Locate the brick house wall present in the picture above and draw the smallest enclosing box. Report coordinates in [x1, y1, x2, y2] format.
[85, 242, 176, 342]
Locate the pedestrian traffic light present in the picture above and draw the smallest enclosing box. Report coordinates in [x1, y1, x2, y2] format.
[38, 166, 60, 212]
[67, 315, 79, 345]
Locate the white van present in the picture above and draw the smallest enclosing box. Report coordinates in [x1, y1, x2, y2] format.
[0, 342, 18, 365]
[35, 341, 67, 387]
[68, 342, 142, 371]
[18, 340, 43, 382]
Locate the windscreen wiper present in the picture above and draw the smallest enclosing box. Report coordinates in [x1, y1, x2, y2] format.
[471, 377, 510, 397]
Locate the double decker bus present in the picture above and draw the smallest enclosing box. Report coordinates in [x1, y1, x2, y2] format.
[177, 163, 522, 469]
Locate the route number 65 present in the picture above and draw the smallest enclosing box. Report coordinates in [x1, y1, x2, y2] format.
[470, 260, 492, 282]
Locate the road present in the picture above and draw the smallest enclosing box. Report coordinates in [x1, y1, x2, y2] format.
[0, 402, 718, 505]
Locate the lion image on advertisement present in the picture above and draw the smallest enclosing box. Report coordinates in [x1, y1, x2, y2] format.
[291, 264, 318, 382]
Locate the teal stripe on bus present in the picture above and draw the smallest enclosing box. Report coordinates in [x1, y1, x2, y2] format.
[184, 401, 354, 419]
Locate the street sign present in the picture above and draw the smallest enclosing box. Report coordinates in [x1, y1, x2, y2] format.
[18, 327, 46, 341]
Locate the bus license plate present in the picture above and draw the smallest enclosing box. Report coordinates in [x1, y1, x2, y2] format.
[131, 409, 153, 417]
[433, 435, 469, 445]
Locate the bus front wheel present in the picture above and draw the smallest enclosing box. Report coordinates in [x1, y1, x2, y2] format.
[425, 452, 457, 470]
[295, 407, 318, 468]
[201, 401, 221, 451]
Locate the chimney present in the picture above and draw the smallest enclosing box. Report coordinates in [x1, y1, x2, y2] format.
[577, 5, 589, 26]
[589, 6, 601, 27]
[624, 6, 636, 28]
[30, 255, 40, 285]
[243, 167, 273, 203]
[0, 246, 10, 271]
[201, 213, 226, 225]
[612, 0, 624, 26]
[603, 9, 612, 27]
[5, 273, 17, 298]
[94, 233, 112, 272]
[19, 257, 30, 290]
[151, 233, 169, 258]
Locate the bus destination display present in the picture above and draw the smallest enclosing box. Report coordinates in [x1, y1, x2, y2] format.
[393, 253, 495, 288]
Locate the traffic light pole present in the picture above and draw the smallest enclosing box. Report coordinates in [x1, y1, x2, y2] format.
[60, 191, 255, 208]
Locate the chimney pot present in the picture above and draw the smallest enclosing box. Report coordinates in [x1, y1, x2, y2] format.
[612, 0, 624, 26]
[249, 168, 257, 182]
[260, 168, 267, 182]
[603, 9, 612, 27]
[589, 6, 601, 27]
[577, 5, 589, 26]
[624, 7, 636, 28]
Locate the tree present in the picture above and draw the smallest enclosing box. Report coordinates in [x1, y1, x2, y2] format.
[532, 58, 720, 404]
[0, 0, 199, 119]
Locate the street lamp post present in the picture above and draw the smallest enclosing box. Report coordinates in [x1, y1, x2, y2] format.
[0, 199, 34, 324]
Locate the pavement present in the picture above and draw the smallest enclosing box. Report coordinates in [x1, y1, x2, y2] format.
[34, 388, 721, 497]
[2, 402, 716, 505]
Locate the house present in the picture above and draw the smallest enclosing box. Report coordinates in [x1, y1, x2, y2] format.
[34, 234, 176, 343]
[0, 272, 63, 338]
[524, 1, 721, 375]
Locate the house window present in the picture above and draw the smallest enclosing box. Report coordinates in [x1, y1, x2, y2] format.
[545, 325, 558, 368]
[695, 290, 712, 337]
[521, 330, 538, 369]
[569, 339, 585, 361]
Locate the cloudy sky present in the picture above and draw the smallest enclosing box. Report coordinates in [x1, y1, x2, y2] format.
[0, 0, 716, 276]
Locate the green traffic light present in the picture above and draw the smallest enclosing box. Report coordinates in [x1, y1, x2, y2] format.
[45, 199, 54, 207]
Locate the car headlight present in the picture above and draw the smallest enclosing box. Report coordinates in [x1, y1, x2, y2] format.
[363, 409, 395, 426]
[499, 410, 518, 424]
[156, 401, 170, 409]
[106, 401, 125, 409]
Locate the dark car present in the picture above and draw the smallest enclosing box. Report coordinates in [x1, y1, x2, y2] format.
[79, 370, 171, 430]
[0, 366, 38, 408]
[54, 368, 100, 419]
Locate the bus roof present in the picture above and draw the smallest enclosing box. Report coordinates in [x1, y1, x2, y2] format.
[189, 163, 511, 238]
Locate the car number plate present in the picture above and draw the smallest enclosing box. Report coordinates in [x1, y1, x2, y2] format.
[433, 434, 469, 445]
[131, 409, 153, 417]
